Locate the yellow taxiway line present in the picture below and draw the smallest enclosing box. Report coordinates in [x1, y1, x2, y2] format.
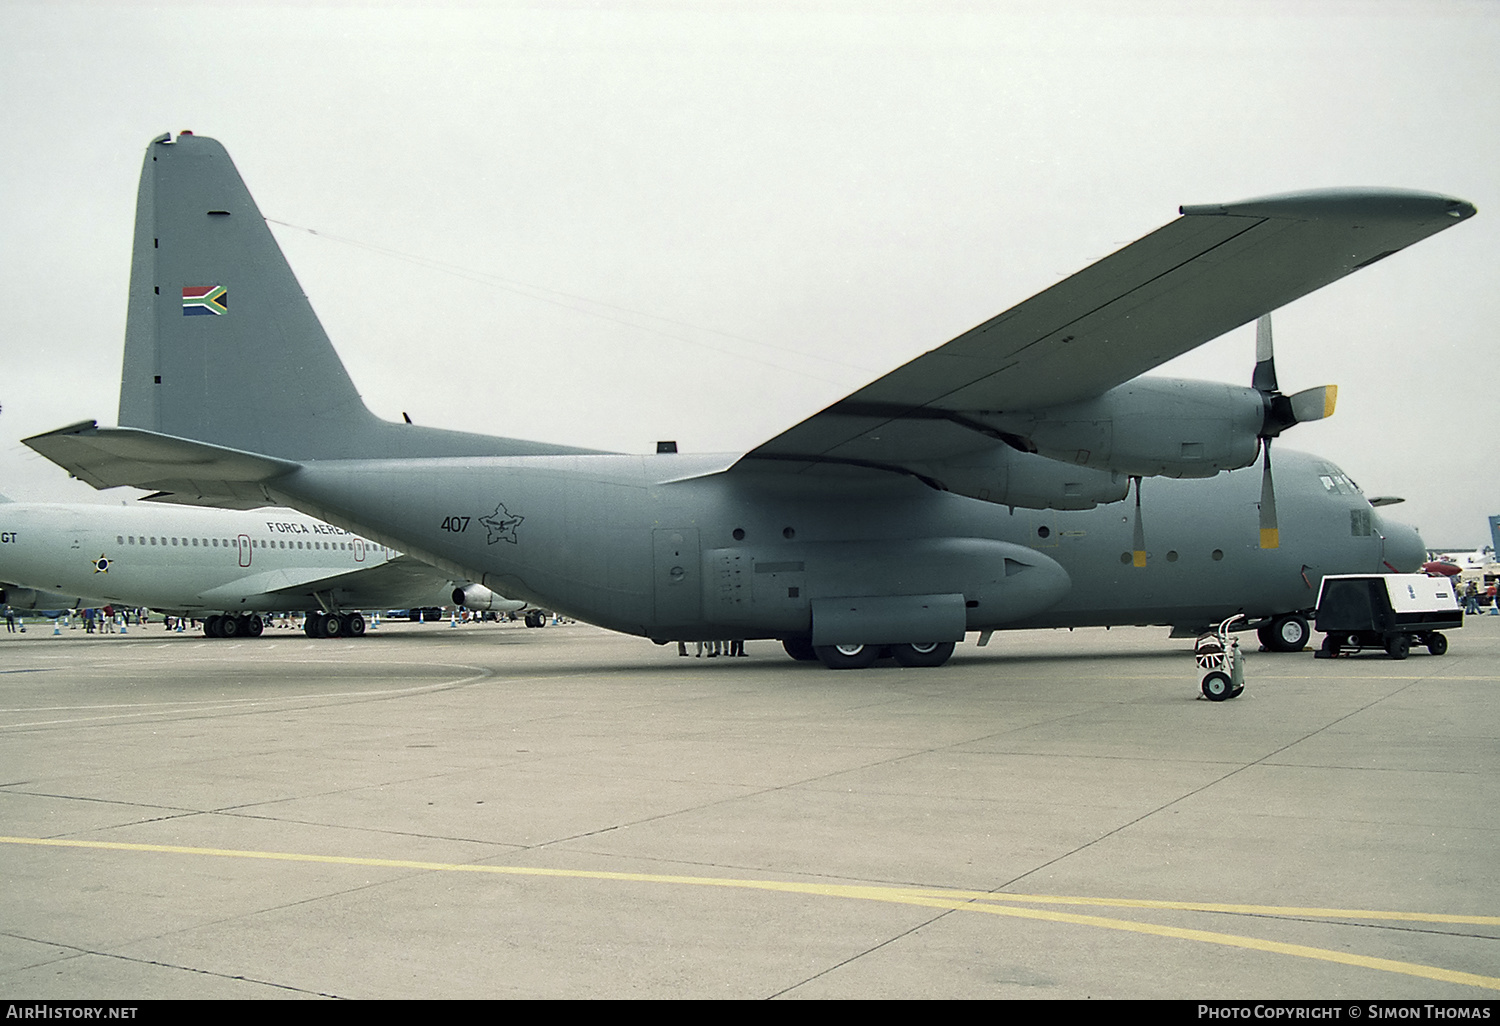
[4, 834, 1497, 991]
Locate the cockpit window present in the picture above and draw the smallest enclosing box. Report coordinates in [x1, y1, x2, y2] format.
[1317, 465, 1364, 496]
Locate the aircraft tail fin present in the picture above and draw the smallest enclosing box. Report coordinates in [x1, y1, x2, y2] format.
[117, 132, 602, 462]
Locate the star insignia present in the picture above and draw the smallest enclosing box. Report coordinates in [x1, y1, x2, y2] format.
[480, 503, 524, 545]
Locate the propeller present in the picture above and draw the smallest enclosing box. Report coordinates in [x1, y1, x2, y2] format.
[1131, 475, 1146, 567]
[1252, 314, 1338, 549]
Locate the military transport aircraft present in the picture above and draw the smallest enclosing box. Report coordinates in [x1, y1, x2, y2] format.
[0, 494, 521, 637]
[24, 132, 1474, 669]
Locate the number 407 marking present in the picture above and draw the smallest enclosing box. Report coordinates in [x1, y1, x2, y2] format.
[441, 516, 470, 533]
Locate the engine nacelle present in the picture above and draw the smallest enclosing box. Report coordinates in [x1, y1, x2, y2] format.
[915, 445, 1128, 510]
[0, 586, 83, 611]
[452, 583, 527, 613]
[989, 377, 1265, 479]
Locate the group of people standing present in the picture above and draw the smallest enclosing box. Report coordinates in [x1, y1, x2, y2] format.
[1460, 579, 1497, 615]
[678, 639, 747, 657]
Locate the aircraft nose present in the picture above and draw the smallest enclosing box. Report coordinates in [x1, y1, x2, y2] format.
[1377, 516, 1426, 572]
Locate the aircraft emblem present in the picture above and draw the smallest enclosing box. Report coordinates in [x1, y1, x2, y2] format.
[182, 285, 228, 316]
[92, 555, 111, 573]
[480, 503, 524, 545]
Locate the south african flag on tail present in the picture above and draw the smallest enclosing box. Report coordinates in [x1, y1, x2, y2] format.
[182, 285, 228, 316]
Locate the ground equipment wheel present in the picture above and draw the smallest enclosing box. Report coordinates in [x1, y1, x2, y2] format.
[1426, 632, 1447, 656]
[1385, 634, 1410, 660]
[782, 637, 817, 662]
[1201, 671, 1234, 701]
[891, 641, 956, 667]
[1320, 634, 1340, 657]
[815, 643, 879, 670]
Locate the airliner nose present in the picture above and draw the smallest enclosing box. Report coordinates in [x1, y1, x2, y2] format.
[1377, 516, 1426, 572]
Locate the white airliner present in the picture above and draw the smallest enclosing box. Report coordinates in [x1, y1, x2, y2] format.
[0, 495, 521, 637]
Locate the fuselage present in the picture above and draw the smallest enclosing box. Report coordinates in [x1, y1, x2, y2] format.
[265, 446, 1420, 641]
[0, 503, 445, 614]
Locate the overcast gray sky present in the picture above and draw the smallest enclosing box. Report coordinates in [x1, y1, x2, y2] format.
[2, 0, 1496, 546]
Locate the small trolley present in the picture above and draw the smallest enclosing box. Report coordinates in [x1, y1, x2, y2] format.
[1194, 614, 1246, 701]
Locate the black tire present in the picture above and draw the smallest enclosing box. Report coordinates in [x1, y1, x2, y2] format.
[204, 615, 222, 638]
[1320, 633, 1340, 657]
[304, 614, 321, 637]
[347, 613, 366, 637]
[1262, 614, 1310, 653]
[320, 613, 344, 638]
[1385, 634, 1410, 660]
[782, 637, 818, 662]
[891, 641, 956, 668]
[815, 643, 879, 670]
[219, 615, 240, 638]
[246, 615, 264, 637]
[1426, 632, 1447, 656]
[1201, 671, 1233, 701]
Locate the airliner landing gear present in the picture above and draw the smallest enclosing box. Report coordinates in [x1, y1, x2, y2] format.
[304, 612, 366, 638]
[204, 614, 263, 638]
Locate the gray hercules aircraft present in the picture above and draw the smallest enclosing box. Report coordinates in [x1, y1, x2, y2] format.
[25, 132, 1475, 668]
[0, 495, 522, 637]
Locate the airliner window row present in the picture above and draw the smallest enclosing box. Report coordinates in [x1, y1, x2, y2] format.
[114, 535, 375, 551]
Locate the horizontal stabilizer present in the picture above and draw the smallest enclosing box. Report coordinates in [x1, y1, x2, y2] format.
[23, 421, 299, 509]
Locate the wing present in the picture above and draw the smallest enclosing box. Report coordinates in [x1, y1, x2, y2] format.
[742, 188, 1474, 474]
[262, 555, 455, 607]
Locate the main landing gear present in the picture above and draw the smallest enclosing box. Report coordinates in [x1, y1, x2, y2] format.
[784, 639, 958, 669]
[304, 611, 367, 638]
[204, 614, 264, 638]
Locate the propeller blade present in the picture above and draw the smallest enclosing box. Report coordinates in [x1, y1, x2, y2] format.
[1251, 314, 1278, 393]
[1131, 476, 1147, 567]
[1288, 384, 1338, 424]
[1259, 441, 1279, 550]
